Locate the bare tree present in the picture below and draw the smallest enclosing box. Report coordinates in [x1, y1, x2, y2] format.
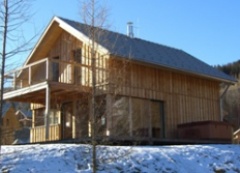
[0, 0, 35, 156]
[222, 86, 240, 129]
[79, 0, 109, 172]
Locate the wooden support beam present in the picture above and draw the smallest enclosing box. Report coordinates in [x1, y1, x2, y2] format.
[129, 97, 133, 137]
[45, 84, 50, 140]
[32, 109, 35, 128]
[13, 72, 16, 89]
[28, 66, 32, 85]
[72, 100, 76, 139]
[46, 58, 49, 81]
[106, 94, 112, 136]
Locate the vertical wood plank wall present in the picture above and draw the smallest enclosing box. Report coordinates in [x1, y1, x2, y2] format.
[49, 31, 108, 88]
[32, 30, 221, 139]
[109, 59, 220, 138]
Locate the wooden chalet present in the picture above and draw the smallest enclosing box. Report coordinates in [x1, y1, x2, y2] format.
[1, 102, 20, 144]
[1, 102, 31, 144]
[3, 16, 236, 144]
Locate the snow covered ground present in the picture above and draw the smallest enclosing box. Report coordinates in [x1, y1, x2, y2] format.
[1, 144, 240, 173]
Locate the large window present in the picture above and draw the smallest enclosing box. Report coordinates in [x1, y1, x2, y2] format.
[132, 98, 165, 138]
[132, 98, 149, 137]
[35, 108, 59, 126]
[111, 96, 129, 137]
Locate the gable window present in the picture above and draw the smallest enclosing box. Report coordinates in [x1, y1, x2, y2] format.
[72, 48, 82, 63]
[52, 56, 59, 82]
[72, 48, 82, 84]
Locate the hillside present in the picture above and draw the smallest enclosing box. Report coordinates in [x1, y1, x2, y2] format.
[215, 60, 240, 130]
[1, 144, 240, 173]
[215, 60, 240, 79]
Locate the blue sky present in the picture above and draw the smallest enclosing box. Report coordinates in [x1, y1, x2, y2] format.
[22, 0, 240, 66]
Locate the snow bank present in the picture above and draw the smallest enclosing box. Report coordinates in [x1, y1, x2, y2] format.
[1, 144, 240, 173]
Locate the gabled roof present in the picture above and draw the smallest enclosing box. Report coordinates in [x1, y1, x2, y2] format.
[1, 102, 32, 118]
[27, 16, 237, 84]
[2, 102, 13, 117]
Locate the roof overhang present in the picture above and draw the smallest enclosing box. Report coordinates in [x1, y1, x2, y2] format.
[111, 54, 237, 85]
[150, 61, 237, 85]
[24, 16, 109, 66]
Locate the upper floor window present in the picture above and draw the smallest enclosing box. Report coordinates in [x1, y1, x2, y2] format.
[72, 48, 82, 63]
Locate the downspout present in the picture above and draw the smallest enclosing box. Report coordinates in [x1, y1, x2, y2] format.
[220, 83, 230, 121]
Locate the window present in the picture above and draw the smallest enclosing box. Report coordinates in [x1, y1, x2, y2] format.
[49, 109, 59, 125]
[132, 98, 149, 137]
[52, 56, 59, 82]
[72, 49, 82, 63]
[111, 96, 129, 136]
[72, 49, 82, 84]
[35, 108, 44, 126]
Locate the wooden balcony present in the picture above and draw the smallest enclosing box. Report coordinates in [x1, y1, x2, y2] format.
[30, 124, 61, 143]
[3, 58, 91, 103]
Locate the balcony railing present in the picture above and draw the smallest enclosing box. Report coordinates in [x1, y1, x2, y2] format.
[30, 124, 61, 143]
[4, 58, 91, 91]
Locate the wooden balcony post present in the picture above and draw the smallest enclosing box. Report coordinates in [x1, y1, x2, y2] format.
[72, 100, 76, 139]
[46, 58, 49, 81]
[28, 66, 32, 85]
[106, 94, 112, 136]
[13, 72, 16, 89]
[45, 84, 50, 140]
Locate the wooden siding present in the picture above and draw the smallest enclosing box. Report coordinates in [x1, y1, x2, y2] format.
[27, 38, 221, 140]
[48, 31, 108, 88]
[108, 59, 220, 138]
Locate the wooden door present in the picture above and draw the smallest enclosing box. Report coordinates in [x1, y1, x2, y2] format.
[151, 100, 165, 138]
[61, 102, 73, 139]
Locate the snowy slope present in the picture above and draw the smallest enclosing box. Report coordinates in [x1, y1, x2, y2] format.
[1, 144, 240, 173]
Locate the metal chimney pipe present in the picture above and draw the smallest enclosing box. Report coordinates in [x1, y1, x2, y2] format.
[127, 22, 134, 38]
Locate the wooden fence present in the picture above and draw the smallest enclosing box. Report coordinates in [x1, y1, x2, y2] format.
[30, 124, 61, 143]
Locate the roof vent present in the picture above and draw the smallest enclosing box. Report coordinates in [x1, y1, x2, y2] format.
[127, 22, 134, 38]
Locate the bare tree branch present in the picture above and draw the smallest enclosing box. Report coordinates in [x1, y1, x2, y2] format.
[0, 0, 36, 162]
